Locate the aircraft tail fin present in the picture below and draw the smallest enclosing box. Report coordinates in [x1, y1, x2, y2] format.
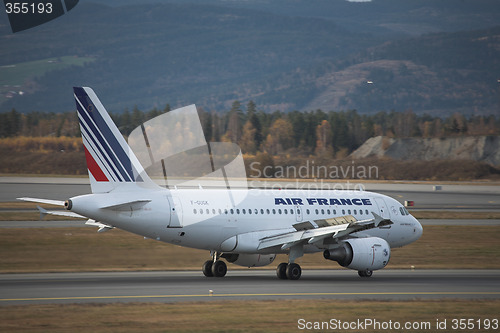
[73, 87, 155, 193]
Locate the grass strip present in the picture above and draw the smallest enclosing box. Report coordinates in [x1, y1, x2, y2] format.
[0, 299, 499, 332]
[0, 226, 499, 272]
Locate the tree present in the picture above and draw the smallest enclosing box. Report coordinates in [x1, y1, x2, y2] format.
[248, 112, 263, 149]
[246, 100, 257, 116]
[263, 118, 293, 155]
[315, 119, 333, 156]
[0, 109, 21, 137]
[239, 121, 257, 154]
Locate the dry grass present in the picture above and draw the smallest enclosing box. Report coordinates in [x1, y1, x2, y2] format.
[0, 225, 499, 273]
[0, 136, 82, 153]
[0, 299, 499, 332]
[410, 210, 500, 219]
[1, 135, 500, 180]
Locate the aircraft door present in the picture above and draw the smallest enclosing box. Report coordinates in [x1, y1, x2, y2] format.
[167, 196, 183, 228]
[295, 205, 303, 222]
[374, 197, 391, 219]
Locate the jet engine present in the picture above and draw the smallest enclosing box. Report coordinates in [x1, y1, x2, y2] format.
[323, 237, 390, 271]
[222, 253, 276, 268]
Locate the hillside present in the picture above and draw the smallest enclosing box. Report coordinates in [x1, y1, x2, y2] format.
[1, 1, 500, 115]
[350, 135, 500, 166]
[0, 2, 377, 113]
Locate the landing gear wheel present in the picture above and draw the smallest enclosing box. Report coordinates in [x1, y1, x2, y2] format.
[358, 270, 373, 278]
[286, 263, 302, 280]
[276, 262, 288, 279]
[202, 260, 214, 277]
[212, 260, 227, 277]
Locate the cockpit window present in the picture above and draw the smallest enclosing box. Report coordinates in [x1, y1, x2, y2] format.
[399, 206, 410, 216]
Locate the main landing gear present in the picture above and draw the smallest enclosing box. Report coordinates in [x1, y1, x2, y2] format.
[203, 252, 227, 278]
[276, 262, 302, 280]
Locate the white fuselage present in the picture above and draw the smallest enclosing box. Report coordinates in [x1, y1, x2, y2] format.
[69, 187, 423, 254]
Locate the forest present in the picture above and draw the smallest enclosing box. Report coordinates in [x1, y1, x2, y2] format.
[1, 103, 499, 158]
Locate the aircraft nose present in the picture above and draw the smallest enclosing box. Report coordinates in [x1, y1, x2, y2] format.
[413, 217, 423, 241]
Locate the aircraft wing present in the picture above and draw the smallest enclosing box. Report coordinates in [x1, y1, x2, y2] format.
[258, 212, 392, 251]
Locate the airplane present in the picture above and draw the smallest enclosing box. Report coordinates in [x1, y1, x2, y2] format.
[19, 87, 423, 280]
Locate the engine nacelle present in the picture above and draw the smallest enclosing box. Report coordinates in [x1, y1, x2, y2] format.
[222, 253, 276, 268]
[323, 237, 390, 271]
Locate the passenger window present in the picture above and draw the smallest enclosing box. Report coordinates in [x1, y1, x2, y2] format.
[249, 209, 252, 215]
[348, 209, 351, 214]
[200, 209, 203, 214]
[193, 209, 197, 214]
[242, 209, 246, 214]
[230, 209, 234, 214]
[261, 209, 264, 214]
[315, 209, 319, 214]
[321, 209, 325, 215]
[272, 209, 276, 214]
[266, 209, 270, 214]
[333, 209, 336, 215]
[342, 209, 345, 215]
[354, 209, 357, 215]
[218, 209, 222, 215]
[365, 209, 369, 215]
[306, 209, 310, 215]
[284, 209, 287, 214]
[327, 209, 330, 215]
[277, 209, 281, 215]
[236, 209, 240, 214]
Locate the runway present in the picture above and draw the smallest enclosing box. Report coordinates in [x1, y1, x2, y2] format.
[2, 177, 500, 211]
[1, 178, 499, 306]
[1, 269, 499, 305]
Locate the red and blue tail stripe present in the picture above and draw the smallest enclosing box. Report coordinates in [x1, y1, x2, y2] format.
[73, 87, 144, 188]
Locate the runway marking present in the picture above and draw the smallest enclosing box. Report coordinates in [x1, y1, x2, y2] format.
[2, 291, 500, 303]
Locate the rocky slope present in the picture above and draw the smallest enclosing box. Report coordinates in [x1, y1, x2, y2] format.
[350, 136, 500, 165]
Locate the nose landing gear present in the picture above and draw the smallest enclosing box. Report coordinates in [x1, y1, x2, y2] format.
[358, 269, 373, 278]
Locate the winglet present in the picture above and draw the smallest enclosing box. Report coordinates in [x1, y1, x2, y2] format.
[372, 212, 384, 227]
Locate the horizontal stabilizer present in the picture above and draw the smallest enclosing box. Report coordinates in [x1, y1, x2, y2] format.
[18, 197, 65, 206]
[85, 219, 114, 232]
[36, 206, 86, 219]
[99, 199, 151, 211]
